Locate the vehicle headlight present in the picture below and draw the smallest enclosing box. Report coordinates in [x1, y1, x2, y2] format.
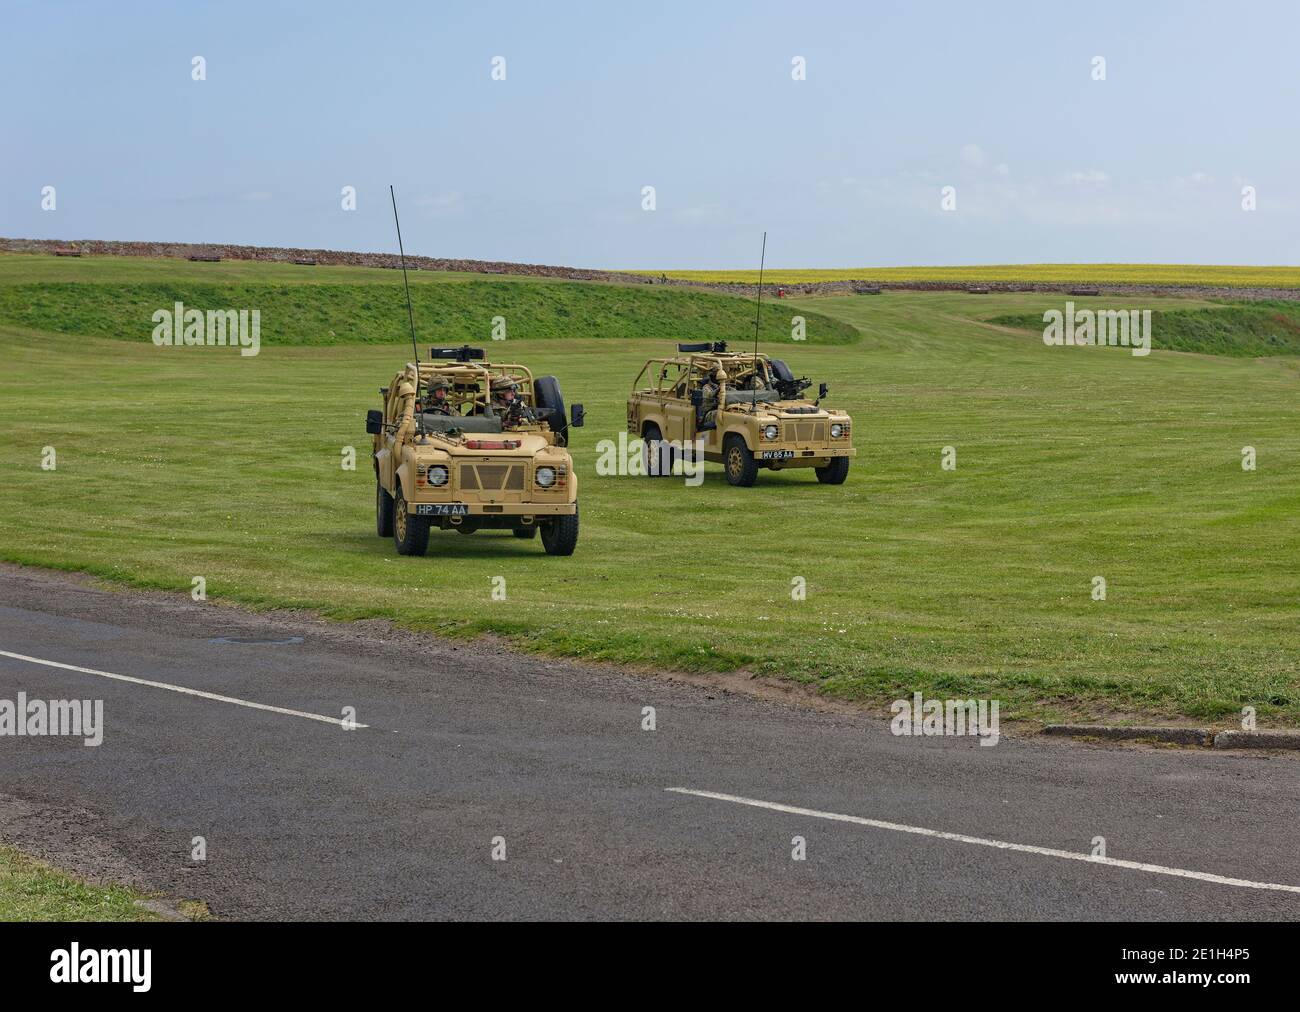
[830, 423, 844, 439]
[763, 424, 779, 440]
[427, 465, 449, 486]
[535, 466, 557, 488]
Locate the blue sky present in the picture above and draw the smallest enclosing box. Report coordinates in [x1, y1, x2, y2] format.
[3, 0, 1297, 268]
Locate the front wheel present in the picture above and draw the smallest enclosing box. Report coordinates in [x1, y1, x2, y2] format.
[815, 457, 850, 484]
[723, 434, 758, 487]
[393, 486, 430, 556]
[540, 506, 579, 556]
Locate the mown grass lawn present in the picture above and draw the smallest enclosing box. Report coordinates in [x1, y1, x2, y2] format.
[0, 846, 158, 921]
[1, 260, 1297, 725]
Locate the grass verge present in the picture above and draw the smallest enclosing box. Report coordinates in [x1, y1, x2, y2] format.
[0, 846, 160, 922]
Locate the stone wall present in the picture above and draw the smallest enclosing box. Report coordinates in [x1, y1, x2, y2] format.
[3, 237, 1295, 302]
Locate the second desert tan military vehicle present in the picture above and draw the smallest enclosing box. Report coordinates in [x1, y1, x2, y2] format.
[626, 342, 854, 486]
[368, 345, 584, 555]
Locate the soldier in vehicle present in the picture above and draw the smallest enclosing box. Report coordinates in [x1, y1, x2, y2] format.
[697, 366, 724, 430]
[490, 376, 535, 426]
[736, 359, 768, 391]
[423, 375, 455, 415]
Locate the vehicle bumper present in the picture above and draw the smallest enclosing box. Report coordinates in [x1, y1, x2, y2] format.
[408, 501, 576, 517]
[758, 445, 857, 462]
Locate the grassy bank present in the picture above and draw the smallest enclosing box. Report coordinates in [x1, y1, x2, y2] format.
[0, 251, 857, 348]
[988, 301, 1300, 357]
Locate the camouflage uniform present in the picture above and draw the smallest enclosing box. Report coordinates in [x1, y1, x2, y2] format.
[424, 376, 454, 415]
[490, 376, 534, 425]
[698, 369, 722, 429]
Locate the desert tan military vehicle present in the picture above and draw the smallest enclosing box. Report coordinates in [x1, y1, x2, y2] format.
[627, 341, 854, 486]
[368, 345, 584, 555]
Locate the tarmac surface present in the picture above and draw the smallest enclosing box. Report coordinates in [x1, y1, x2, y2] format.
[1, 564, 1297, 920]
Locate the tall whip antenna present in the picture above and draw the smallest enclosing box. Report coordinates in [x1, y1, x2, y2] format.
[389, 185, 420, 366]
[390, 184, 425, 438]
[751, 231, 767, 369]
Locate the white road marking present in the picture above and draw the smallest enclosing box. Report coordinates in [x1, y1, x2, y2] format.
[666, 787, 1300, 895]
[0, 649, 367, 729]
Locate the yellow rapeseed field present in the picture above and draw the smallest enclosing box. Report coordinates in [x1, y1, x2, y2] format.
[630, 264, 1300, 288]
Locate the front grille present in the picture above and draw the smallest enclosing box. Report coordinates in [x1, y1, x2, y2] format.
[459, 463, 525, 491]
[783, 421, 827, 443]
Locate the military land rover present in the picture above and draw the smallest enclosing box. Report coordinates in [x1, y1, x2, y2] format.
[626, 342, 854, 486]
[368, 346, 584, 555]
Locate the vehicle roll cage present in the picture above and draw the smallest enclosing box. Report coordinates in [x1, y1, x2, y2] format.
[414, 361, 536, 416]
[632, 352, 770, 393]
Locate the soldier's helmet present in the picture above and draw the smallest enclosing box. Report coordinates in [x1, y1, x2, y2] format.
[490, 376, 519, 399]
[427, 376, 451, 394]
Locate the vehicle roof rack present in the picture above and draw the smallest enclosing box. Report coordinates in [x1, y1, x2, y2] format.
[429, 345, 486, 361]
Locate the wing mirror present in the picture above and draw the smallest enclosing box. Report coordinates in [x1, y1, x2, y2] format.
[570, 403, 585, 428]
[818, 383, 829, 400]
[366, 409, 383, 435]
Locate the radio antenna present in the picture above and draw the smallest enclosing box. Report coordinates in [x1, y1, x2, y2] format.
[390, 185, 425, 438]
[389, 185, 420, 366]
[751, 231, 767, 372]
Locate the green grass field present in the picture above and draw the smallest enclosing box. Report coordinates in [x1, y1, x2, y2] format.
[1, 253, 1297, 725]
[634, 263, 1300, 289]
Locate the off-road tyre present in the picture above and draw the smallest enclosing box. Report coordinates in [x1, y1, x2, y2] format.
[540, 505, 579, 556]
[642, 424, 674, 478]
[815, 457, 850, 485]
[723, 434, 758, 487]
[393, 485, 430, 556]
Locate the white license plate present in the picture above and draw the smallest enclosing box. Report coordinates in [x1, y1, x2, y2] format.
[416, 503, 469, 516]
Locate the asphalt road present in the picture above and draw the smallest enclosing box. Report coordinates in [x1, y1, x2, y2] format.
[1, 564, 1297, 921]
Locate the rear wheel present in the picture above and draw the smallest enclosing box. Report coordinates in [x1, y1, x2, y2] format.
[723, 434, 758, 487]
[393, 485, 430, 556]
[815, 457, 850, 484]
[376, 481, 394, 537]
[642, 424, 674, 478]
[540, 505, 579, 556]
